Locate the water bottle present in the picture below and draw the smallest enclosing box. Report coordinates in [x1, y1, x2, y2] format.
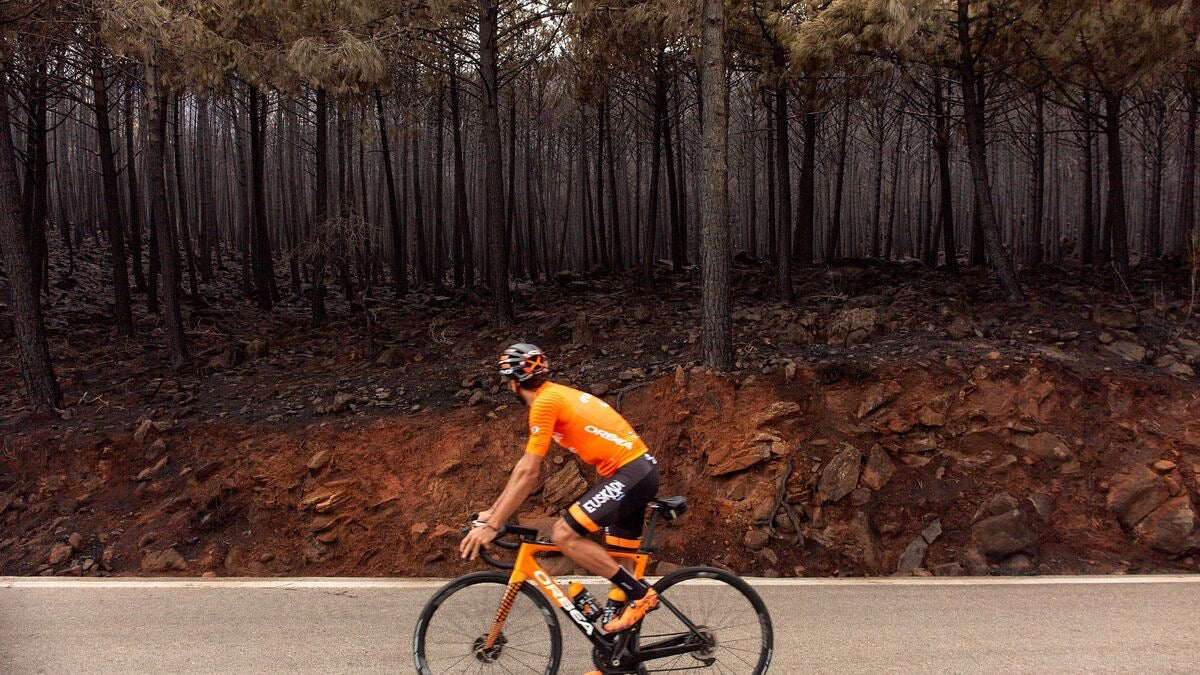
[601, 587, 626, 626]
[567, 581, 602, 621]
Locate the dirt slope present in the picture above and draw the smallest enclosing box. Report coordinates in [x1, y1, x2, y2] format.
[3, 354, 1199, 578]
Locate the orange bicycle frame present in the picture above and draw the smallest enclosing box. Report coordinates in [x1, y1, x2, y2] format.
[483, 542, 650, 649]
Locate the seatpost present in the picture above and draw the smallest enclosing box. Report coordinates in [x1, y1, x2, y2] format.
[640, 510, 660, 553]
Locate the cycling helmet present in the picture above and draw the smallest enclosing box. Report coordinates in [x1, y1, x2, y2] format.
[499, 343, 549, 383]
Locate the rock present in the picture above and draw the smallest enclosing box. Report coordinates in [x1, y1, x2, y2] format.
[1098, 331, 1115, 345]
[959, 548, 989, 575]
[1027, 494, 1053, 520]
[375, 346, 404, 367]
[973, 493, 1020, 523]
[1154, 354, 1179, 369]
[1014, 432, 1074, 464]
[1107, 467, 1170, 529]
[818, 446, 862, 503]
[300, 480, 355, 513]
[744, 530, 770, 551]
[141, 548, 187, 572]
[921, 519, 943, 544]
[1001, 553, 1036, 572]
[148, 438, 167, 457]
[1152, 460, 1177, 473]
[895, 536, 929, 575]
[323, 392, 357, 414]
[828, 307, 879, 346]
[850, 487, 872, 506]
[542, 463, 588, 506]
[135, 456, 168, 482]
[931, 562, 966, 577]
[571, 312, 594, 346]
[1092, 307, 1139, 330]
[1134, 497, 1198, 555]
[819, 512, 880, 573]
[860, 446, 895, 491]
[307, 450, 332, 472]
[133, 419, 154, 445]
[590, 383, 610, 397]
[752, 401, 802, 428]
[946, 315, 975, 340]
[48, 543, 73, 565]
[1106, 341, 1147, 363]
[856, 382, 899, 419]
[68, 532, 82, 549]
[707, 439, 772, 476]
[917, 397, 950, 427]
[246, 339, 270, 360]
[1166, 362, 1196, 378]
[758, 547, 779, 566]
[467, 390, 485, 406]
[972, 506, 1036, 558]
[655, 561, 681, 575]
[101, 545, 116, 570]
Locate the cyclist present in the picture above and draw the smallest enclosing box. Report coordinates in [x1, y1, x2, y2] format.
[459, 343, 661, 634]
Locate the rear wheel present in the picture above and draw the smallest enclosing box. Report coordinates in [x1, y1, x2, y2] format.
[413, 571, 562, 674]
[635, 567, 773, 673]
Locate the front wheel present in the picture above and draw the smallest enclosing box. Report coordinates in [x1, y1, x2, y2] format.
[413, 571, 562, 674]
[636, 567, 774, 673]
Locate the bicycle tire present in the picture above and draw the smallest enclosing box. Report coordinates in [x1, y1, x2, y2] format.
[413, 571, 562, 675]
[637, 566, 774, 674]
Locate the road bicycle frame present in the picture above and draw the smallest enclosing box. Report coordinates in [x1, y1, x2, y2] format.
[484, 541, 649, 650]
[480, 536, 713, 671]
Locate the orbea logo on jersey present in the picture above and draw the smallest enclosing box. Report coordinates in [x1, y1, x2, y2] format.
[582, 480, 626, 513]
[533, 570, 594, 635]
[584, 425, 634, 449]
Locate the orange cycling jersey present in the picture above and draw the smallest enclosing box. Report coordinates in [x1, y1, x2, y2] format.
[524, 382, 647, 477]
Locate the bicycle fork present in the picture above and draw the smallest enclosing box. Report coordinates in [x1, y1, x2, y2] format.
[483, 580, 523, 650]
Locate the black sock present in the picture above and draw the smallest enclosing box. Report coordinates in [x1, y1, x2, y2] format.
[608, 567, 649, 601]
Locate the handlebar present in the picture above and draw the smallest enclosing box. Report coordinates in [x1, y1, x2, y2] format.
[464, 514, 548, 570]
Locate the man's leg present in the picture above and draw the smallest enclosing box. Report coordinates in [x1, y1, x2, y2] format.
[551, 517, 620, 577]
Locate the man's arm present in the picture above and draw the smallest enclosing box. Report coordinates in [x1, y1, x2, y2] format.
[485, 452, 543, 529]
[460, 452, 543, 560]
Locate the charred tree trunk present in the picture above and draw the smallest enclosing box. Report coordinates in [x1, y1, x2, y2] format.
[825, 96, 850, 261]
[1102, 92, 1130, 280]
[955, 0, 1022, 301]
[450, 60, 473, 290]
[1081, 90, 1096, 266]
[125, 86, 148, 296]
[1030, 91, 1045, 266]
[311, 88, 329, 325]
[0, 64, 61, 410]
[773, 81, 793, 302]
[376, 91, 407, 295]
[173, 94, 199, 300]
[1178, 86, 1196, 257]
[196, 96, 214, 282]
[699, 0, 732, 370]
[642, 49, 667, 290]
[247, 86, 274, 311]
[795, 112, 816, 266]
[933, 76, 959, 273]
[479, 0, 512, 324]
[144, 62, 189, 367]
[89, 44, 133, 336]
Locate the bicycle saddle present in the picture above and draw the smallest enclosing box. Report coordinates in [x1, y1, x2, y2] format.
[648, 496, 687, 521]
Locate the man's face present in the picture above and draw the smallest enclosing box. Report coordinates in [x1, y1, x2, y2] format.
[507, 379, 521, 399]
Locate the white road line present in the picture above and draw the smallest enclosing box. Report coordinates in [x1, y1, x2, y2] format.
[3, 574, 1199, 590]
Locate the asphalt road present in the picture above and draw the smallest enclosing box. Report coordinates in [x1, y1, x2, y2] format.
[2, 575, 1197, 674]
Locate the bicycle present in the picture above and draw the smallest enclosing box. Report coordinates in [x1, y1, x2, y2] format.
[413, 496, 774, 674]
